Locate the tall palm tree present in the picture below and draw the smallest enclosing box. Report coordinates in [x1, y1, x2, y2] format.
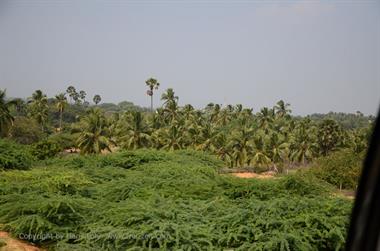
[79, 90, 87, 104]
[317, 119, 342, 156]
[0, 90, 16, 137]
[117, 111, 151, 150]
[290, 120, 317, 165]
[55, 93, 68, 131]
[257, 107, 274, 132]
[249, 136, 271, 169]
[274, 100, 291, 119]
[145, 78, 160, 112]
[77, 108, 112, 154]
[66, 85, 76, 104]
[230, 126, 255, 167]
[28, 90, 49, 131]
[161, 88, 178, 106]
[160, 124, 186, 151]
[161, 88, 179, 123]
[93, 94, 101, 105]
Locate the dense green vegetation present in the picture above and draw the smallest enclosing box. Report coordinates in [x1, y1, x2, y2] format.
[0, 150, 352, 250]
[0, 85, 373, 169]
[0, 139, 34, 170]
[309, 150, 365, 190]
[0, 81, 374, 250]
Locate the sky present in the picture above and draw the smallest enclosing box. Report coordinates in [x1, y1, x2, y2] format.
[0, 0, 379, 115]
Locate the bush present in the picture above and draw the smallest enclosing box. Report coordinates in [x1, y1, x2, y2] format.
[9, 117, 43, 144]
[0, 139, 34, 170]
[32, 139, 63, 160]
[310, 149, 364, 189]
[0, 150, 352, 250]
[48, 132, 77, 150]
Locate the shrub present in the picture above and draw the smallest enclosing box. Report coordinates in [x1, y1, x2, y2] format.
[48, 132, 77, 150]
[9, 117, 44, 144]
[32, 139, 63, 160]
[0, 150, 352, 250]
[310, 149, 364, 189]
[0, 139, 34, 170]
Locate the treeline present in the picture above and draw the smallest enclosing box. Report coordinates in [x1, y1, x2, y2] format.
[0, 82, 374, 170]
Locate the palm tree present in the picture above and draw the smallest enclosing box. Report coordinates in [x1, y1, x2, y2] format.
[0, 90, 16, 137]
[117, 111, 151, 149]
[79, 90, 87, 104]
[28, 90, 49, 131]
[257, 107, 274, 132]
[317, 119, 342, 156]
[290, 120, 317, 165]
[77, 108, 112, 154]
[249, 136, 272, 170]
[66, 85, 76, 104]
[274, 100, 291, 119]
[160, 124, 186, 151]
[145, 78, 160, 112]
[229, 126, 255, 167]
[161, 88, 178, 106]
[161, 88, 180, 123]
[93, 94, 101, 105]
[55, 93, 68, 131]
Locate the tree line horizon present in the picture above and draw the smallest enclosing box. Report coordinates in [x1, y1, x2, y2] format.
[0, 77, 374, 169]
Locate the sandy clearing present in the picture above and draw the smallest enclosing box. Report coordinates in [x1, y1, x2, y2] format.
[0, 232, 43, 251]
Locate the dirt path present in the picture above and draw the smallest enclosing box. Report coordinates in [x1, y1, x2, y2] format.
[0, 232, 43, 251]
[229, 171, 276, 179]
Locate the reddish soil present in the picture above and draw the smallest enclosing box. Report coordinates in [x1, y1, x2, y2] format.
[0, 232, 43, 251]
[230, 171, 276, 179]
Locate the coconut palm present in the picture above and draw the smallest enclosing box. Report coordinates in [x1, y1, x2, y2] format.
[229, 126, 255, 167]
[161, 89, 180, 123]
[77, 108, 112, 154]
[28, 90, 49, 131]
[257, 107, 274, 132]
[274, 100, 291, 119]
[117, 111, 151, 150]
[317, 119, 343, 156]
[290, 120, 317, 165]
[248, 136, 271, 169]
[145, 78, 160, 112]
[0, 90, 16, 137]
[161, 88, 178, 106]
[159, 124, 186, 151]
[55, 93, 68, 130]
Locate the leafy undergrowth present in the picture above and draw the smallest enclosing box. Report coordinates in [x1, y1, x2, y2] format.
[0, 150, 352, 250]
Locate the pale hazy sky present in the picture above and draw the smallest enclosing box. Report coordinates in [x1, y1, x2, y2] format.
[0, 0, 379, 115]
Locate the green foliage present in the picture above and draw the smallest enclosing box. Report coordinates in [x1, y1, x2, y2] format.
[310, 149, 364, 189]
[282, 171, 332, 196]
[48, 132, 76, 150]
[0, 151, 352, 250]
[0, 139, 34, 170]
[9, 116, 44, 144]
[32, 138, 63, 160]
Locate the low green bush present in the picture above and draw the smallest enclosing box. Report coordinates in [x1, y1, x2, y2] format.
[0, 139, 34, 170]
[0, 150, 352, 250]
[48, 132, 77, 150]
[32, 139, 63, 160]
[310, 149, 364, 189]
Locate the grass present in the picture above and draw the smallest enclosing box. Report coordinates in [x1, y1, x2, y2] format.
[0, 150, 352, 250]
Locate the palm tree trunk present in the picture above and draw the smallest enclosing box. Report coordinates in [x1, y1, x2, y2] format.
[150, 95, 153, 112]
[59, 109, 63, 130]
